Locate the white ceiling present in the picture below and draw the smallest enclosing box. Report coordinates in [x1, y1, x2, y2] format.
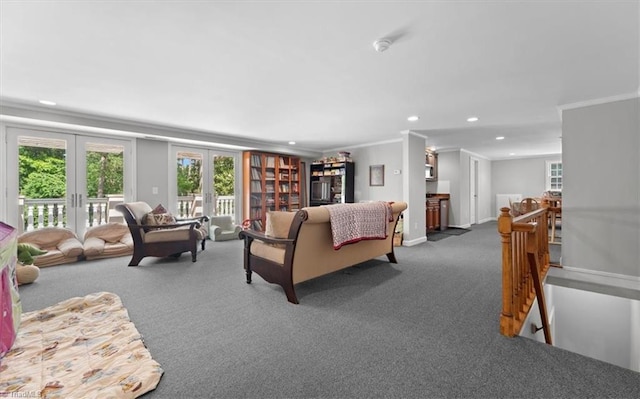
[1, 1, 638, 159]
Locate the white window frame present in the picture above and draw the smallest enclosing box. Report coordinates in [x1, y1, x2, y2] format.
[545, 160, 563, 191]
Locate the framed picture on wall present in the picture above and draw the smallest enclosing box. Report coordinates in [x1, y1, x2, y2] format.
[369, 164, 384, 186]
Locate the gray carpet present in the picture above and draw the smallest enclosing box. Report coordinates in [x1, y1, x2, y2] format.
[18, 222, 640, 398]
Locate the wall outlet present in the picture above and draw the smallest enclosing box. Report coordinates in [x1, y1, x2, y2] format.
[152, 187, 158, 194]
[393, 169, 401, 175]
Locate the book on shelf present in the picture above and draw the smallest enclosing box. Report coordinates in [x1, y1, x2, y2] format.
[250, 195, 262, 206]
[251, 181, 262, 192]
[250, 154, 262, 167]
[251, 168, 262, 179]
[251, 220, 263, 231]
[250, 208, 262, 219]
[266, 157, 276, 168]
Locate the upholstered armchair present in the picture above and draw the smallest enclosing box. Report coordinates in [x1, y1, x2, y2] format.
[115, 202, 209, 266]
[18, 227, 84, 267]
[209, 215, 241, 241]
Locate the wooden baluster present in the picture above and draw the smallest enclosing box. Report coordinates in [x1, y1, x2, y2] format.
[498, 207, 515, 336]
[527, 227, 552, 345]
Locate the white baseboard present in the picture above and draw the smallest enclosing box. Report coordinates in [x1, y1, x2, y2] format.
[403, 236, 427, 246]
[478, 217, 494, 224]
[449, 224, 471, 229]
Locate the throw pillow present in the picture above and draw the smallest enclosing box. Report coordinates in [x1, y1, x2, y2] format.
[144, 204, 176, 226]
[265, 211, 295, 238]
[151, 204, 168, 214]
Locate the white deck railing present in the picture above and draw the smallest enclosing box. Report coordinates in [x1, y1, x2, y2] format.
[19, 195, 236, 233]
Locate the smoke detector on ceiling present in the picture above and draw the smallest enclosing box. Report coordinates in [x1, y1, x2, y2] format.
[373, 38, 392, 52]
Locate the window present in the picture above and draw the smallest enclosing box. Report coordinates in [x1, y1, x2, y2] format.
[546, 161, 562, 191]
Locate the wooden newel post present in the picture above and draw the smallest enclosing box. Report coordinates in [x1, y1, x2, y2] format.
[498, 207, 515, 336]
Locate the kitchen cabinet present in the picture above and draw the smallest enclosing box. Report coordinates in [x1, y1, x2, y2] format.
[426, 194, 450, 232]
[425, 150, 438, 181]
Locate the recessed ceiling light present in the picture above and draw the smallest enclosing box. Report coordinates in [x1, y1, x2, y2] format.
[407, 115, 419, 122]
[467, 116, 479, 122]
[288, 141, 296, 145]
[496, 136, 505, 140]
[509, 153, 516, 156]
[39, 100, 56, 106]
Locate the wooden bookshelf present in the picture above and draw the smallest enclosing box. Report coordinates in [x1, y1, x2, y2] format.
[242, 151, 301, 231]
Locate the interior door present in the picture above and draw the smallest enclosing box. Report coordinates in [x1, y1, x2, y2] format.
[6, 127, 132, 237]
[470, 157, 479, 225]
[171, 146, 238, 219]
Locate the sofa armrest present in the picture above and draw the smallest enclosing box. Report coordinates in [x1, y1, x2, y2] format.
[210, 224, 223, 238]
[238, 229, 295, 247]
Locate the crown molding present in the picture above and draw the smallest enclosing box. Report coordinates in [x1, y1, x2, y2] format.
[0, 99, 322, 158]
[557, 92, 639, 113]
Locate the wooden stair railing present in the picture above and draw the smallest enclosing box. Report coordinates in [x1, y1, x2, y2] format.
[498, 207, 553, 344]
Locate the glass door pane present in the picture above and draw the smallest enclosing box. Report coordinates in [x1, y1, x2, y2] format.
[79, 138, 127, 232]
[6, 128, 132, 238]
[212, 154, 235, 217]
[172, 146, 238, 220]
[175, 150, 205, 218]
[16, 134, 71, 233]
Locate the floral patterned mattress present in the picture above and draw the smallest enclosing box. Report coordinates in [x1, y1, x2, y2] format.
[0, 292, 163, 398]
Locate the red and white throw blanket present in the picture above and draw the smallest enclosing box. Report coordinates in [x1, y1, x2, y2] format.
[325, 202, 393, 250]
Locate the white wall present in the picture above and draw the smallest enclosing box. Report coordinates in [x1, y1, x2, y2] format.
[491, 155, 562, 218]
[435, 150, 492, 228]
[552, 285, 638, 372]
[475, 157, 492, 223]
[562, 98, 640, 278]
[344, 141, 403, 203]
[338, 138, 425, 244]
[403, 133, 427, 243]
[136, 139, 170, 206]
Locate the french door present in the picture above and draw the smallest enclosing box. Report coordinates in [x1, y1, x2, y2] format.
[170, 145, 239, 220]
[6, 127, 133, 237]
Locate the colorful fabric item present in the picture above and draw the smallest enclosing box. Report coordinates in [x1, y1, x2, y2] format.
[324, 202, 393, 249]
[0, 292, 163, 398]
[0, 222, 20, 361]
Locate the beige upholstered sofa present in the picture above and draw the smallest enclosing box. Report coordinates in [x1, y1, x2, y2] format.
[239, 201, 407, 303]
[83, 222, 134, 260]
[18, 227, 84, 267]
